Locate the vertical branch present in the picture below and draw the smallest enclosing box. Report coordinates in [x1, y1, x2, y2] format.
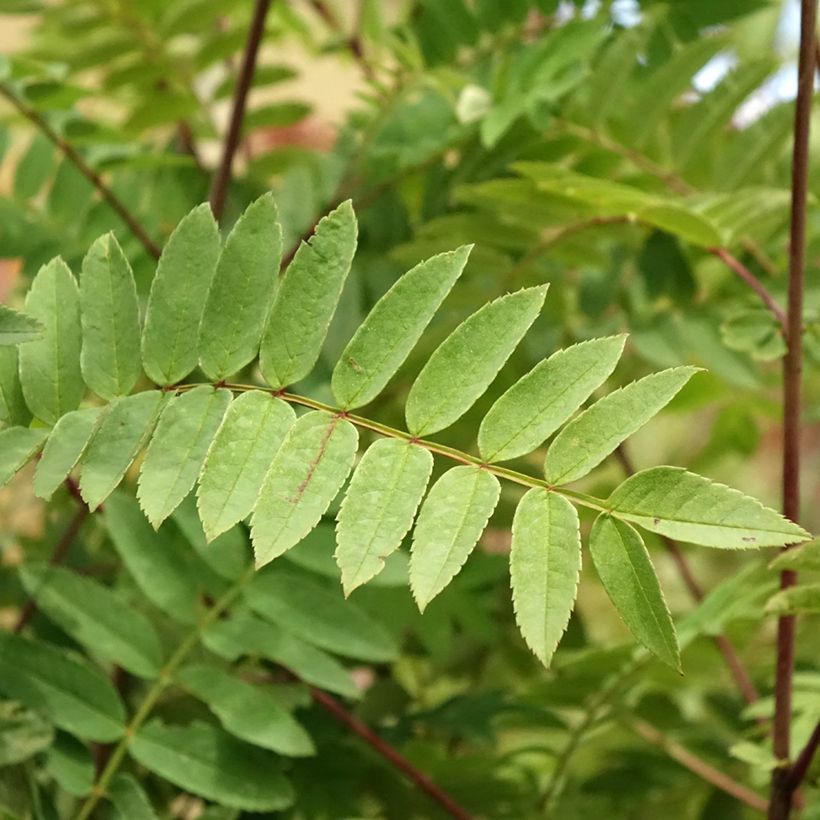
[209, 0, 273, 221]
[770, 0, 816, 817]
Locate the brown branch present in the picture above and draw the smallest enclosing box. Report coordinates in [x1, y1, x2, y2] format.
[306, 0, 376, 81]
[789, 721, 820, 790]
[209, 0, 272, 221]
[628, 718, 769, 814]
[769, 1, 816, 817]
[14, 504, 88, 632]
[0, 83, 162, 260]
[614, 445, 761, 709]
[310, 687, 472, 819]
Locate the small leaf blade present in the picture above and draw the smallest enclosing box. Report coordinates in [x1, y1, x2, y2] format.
[141, 204, 220, 385]
[544, 366, 698, 485]
[197, 391, 295, 542]
[609, 466, 810, 548]
[137, 386, 231, 528]
[260, 200, 358, 388]
[0, 304, 43, 345]
[199, 193, 283, 379]
[409, 465, 500, 610]
[479, 335, 626, 462]
[510, 490, 581, 667]
[0, 347, 31, 427]
[79, 233, 141, 400]
[250, 411, 358, 568]
[0, 427, 47, 488]
[589, 515, 681, 670]
[336, 438, 433, 595]
[18, 258, 84, 425]
[331, 245, 471, 409]
[405, 285, 547, 436]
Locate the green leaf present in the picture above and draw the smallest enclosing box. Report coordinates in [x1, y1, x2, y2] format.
[245, 568, 397, 662]
[331, 246, 471, 409]
[130, 720, 294, 812]
[478, 335, 626, 462]
[202, 612, 358, 698]
[544, 367, 698, 484]
[250, 411, 358, 568]
[589, 515, 681, 670]
[199, 194, 283, 380]
[0, 304, 43, 345]
[108, 774, 158, 820]
[608, 467, 810, 548]
[79, 390, 167, 510]
[336, 438, 432, 595]
[405, 285, 547, 436]
[0, 347, 30, 427]
[19, 564, 165, 678]
[766, 583, 820, 616]
[243, 101, 311, 131]
[0, 633, 125, 742]
[177, 664, 314, 756]
[197, 391, 295, 542]
[0, 702, 54, 766]
[409, 466, 500, 610]
[104, 490, 200, 625]
[510, 490, 581, 667]
[769, 540, 820, 572]
[141, 203, 220, 385]
[137, 386, 231, 528]
[0, 427, 47, 487]
[260, 200, 357, 388]
[79, 233, 141, 399]
[18, 258, 83, 425]
[173, 496, 251, 581]
[34, 407, 102, 499]
[45, 733, 94, 797]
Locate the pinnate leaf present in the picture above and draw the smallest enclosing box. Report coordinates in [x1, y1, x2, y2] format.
[405, 285, 547, 435]
[141, 204, 220, 385]
[245, 568, 397, 662]
[19, 564, 165, 678]
[331, 245, 471, 409]
[137, 385, 231, 528]
[510, 490, 581, 667]
[544, 366, 697, 484]
[34, 406, 102, 499]
[260, 200, 357, 388]
[18, 258, 83, 425]
[410, 466, 500, 610]
[197, 391, 295, 541]
[609, 467, 810, 548]
[0, 426, 47, 487]
[0, 633, 125, 742]
[199, 193, 283, 379]
[130, 720, 294, 812]
[589, 515, 681, 670]
[177, 664, 314, 756]
[250, 410, 358, 568]
[79, 232, 141, 399]
[79, 390, 167, 510]
[479, 335, 626, 462]
[336, 438, 432, 595]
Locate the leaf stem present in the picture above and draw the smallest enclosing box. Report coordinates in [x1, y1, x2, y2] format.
[770, 1, 816, 817]
[0, 83, 162, 260]
[209, 0, 273, 221]
[73, 566, 256, 820]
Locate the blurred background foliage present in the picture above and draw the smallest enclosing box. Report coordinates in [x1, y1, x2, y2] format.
[0, 0, 819, 817]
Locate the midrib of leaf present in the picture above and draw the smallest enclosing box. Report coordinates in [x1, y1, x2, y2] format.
[74, 564, 256, 820]
[103, 241, 126, 396]
[611, 522, 677, 663]
[488, 357, 606, 459]
[346, 442, 412, 583]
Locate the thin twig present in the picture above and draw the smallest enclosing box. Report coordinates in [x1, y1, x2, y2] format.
[769, 1, 816, 817]
[0, 83, 162, 259]
[628, 718, 769, 814]
[310, 687, 472, 819]
[614, 445, 761, 708]
[209, 0, 273, 221]
[306, 0, 376, 81]
[789, 722, 820, 789]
